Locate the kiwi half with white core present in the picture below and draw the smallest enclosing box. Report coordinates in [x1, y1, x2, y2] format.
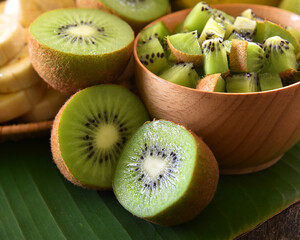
[113, 120, 219, 226]
[51, 84, 149, 189]
[28, 8, 134, 94]
[76, 0, 170, 31]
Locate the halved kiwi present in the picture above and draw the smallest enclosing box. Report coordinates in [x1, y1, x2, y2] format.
[29, 8, 134, 94]
[76, 0, 170, 32]
[113, 120, 219, 226]
[51, 84, 150, 189]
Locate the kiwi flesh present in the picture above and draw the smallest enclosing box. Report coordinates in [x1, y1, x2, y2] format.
[167, 31, 203, 67]
[138, 21, 170, 47]
[137, 38, 169, 75]
[159, 63, 198, 88]
[29, 8, 134, 94]
[228, 16, 256, 41]
[113, 120, 219, 226]
[196, 73, 225, 92]
[183, 2, 212, 33]
[258, 73, 283, 91]
[76, 0, 170, 32]
[226, 73, 258, 93]
[229, 40, 264, 73]
[202, 38, 229, 76]
[241, 9, 255, 20]
[264, 21, 299, 53]
[261, 36, 297, 77]
[198, 16, 226, 45]
[51, 84, 150, 189]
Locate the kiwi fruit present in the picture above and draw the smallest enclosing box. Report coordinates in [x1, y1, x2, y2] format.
[212, 10, 235, 39]
[261, 36, 297, 78]
[113, 120, 219, 226]
[229, 39, 264, 73]
[198, 16, 226, 45]
[51, 84, 150, 189]
[137, 38, 169, 75]
[226, 73, 258, 93]
[28, 8, 134, 94]
[241, 8, 255, 20]
[167, 31, 203, 67]
[196, 73, 225, 92]
[159, 62, 198, 88]
[76, 0, 170, 32]
[202, 38, 229, 76]
[228, 16, 256, 41]
[138, 21, 170, 47]
[264, 21, 299, 53]
[183, 2, 212, 33]
[286, 26, 300, 43]
[258, 73, 283, 91]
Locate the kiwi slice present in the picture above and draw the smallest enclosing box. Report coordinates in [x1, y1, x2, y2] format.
[167, 31, 203, 67]
[51, 84, 150, 189]
[138, 21, 170, 47]
[241, 9, 255, 20]
[253, 20, 265, 43]
[286, 26, 300, 43]
[159, 63, 198, 88]
[228, 16, 256, 41]
[113, 120, 219, 226]
[223, 40, 232, 54]
[196, 73, 225, 92]
[29, 8, 134, 94]
[229, 40, 264, 73]
[183, 2, 212, 33]
[258, 73, 283, 91]
[226, 73, 258, 93]
[202, 38, 229, 75]
[137, 38, 169, 75]
[198, 16, 226, 45]
[212, 9, 235, 39]
[76, 0, 170, 32]
[264, 21, 299, 53]
[261, 36, 297, 77]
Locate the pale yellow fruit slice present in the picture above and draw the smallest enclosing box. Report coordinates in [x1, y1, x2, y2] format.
[0, 46, 42, 93]
[0, 14, 25, 66]
[22, 87, 69, 122]
[0, 80, 46, 123]
[4, 0, 75, 27]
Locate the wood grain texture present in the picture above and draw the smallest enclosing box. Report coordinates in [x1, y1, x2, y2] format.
[134, 5, 300, 174]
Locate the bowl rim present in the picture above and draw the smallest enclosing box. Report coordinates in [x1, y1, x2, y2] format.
[133, 4, 300, 96]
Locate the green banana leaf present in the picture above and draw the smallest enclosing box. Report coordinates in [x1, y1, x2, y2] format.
[0, 138, 299, 240]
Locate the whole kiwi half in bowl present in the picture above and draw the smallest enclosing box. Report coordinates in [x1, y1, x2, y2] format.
[134, 4, 300, 174]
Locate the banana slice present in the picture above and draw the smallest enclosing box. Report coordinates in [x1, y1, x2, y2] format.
[0, 80, 46, 123]
[4, 0, 75, 27]
[0, 14, 25, 67]
[0, 46, 42, 93]
[22, 87, 69, 122]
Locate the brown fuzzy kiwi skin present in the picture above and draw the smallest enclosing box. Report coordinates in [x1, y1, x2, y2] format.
[28, 30, 134, 94]
[113, 122, 219, 226]
[229, 39, 248, 73]
[76, 0, 170, 32]
[167, 37, 203, 68]
[50, 91, 112, 190]
[196, 73, 221, 92]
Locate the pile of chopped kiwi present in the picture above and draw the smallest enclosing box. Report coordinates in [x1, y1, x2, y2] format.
[137, 1, 300, 93]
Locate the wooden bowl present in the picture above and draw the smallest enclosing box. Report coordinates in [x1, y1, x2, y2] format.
[134, 4, 300, 174]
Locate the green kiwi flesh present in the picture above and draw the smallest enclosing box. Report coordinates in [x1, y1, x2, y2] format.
[226, 73, 258, 93]
[261, 36, 297, 76]
[159, 63, 198, 88]
[167, 31, 203, 67]
[183, 2, 212, 33]
[230, 16, 256, 41]
[258, 73, 283, 91]
[241, 9, 255, 20]
[113, 120, 219, 226]
[198, 16, 226, 45]
[51, 84, 149, 189]
[29, 8, 134, 94]
[264, 21, 299, 53]
[137, 38, 169, 75]
[138, 21, 170, 46]
[202, 38, 229, 75]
